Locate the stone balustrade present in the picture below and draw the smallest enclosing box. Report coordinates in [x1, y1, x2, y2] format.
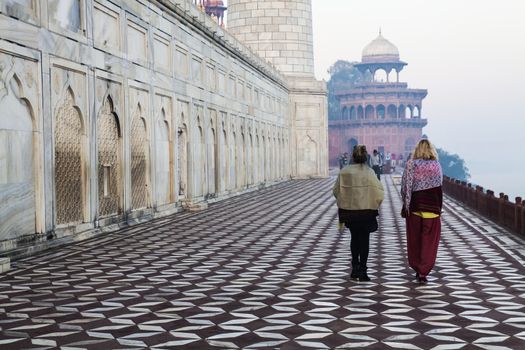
[443, 176, 525, 237]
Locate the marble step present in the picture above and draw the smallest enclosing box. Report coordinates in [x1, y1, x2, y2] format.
[0, 257, 10, 273]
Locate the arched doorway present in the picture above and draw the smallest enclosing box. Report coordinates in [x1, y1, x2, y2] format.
[347, 138, 358, 154]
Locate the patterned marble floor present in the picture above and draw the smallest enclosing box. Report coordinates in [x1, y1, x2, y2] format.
[1, 176, 525, 350]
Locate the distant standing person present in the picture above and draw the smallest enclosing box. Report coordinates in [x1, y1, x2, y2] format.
[339, 152, 349, 169]
[333, 145, 384, 281]
[370, 149, 382, 180]
[401, 139, 443, 283]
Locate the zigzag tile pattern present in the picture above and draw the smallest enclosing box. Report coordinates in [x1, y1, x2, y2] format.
[1, 176, 525, 349]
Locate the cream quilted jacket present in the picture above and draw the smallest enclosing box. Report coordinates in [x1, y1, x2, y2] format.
[333, 164, 384, 210]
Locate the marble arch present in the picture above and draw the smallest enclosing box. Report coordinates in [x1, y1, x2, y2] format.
[0, 71, 39, 241]
[97, 96, 122, 218]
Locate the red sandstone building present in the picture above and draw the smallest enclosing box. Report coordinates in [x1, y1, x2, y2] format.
[329, 33, 427, 166]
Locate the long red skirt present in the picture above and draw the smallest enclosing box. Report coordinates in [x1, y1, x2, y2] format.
[406, 214, 441, 277]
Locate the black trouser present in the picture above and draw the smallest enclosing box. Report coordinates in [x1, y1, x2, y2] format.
[372, 165, 381, 180]
[348, 223, 371, 267]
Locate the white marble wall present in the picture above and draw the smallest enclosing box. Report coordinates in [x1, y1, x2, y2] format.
[227, 0, 329, 179]
[0, 0, 291, 253]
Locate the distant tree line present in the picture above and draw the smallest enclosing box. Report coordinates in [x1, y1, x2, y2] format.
[436, 148, 470, 181]
[327, 60, 370, 120]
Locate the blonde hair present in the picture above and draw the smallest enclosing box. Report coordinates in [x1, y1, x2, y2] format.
[413, 139, 438, 160]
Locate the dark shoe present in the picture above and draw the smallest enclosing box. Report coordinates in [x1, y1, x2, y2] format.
[358, 267, 370, 282]
[351, 264, 359, 279]
[418, 276, 428, 284]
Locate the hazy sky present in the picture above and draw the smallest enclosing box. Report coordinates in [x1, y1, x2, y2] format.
[310, 0, 525, 196]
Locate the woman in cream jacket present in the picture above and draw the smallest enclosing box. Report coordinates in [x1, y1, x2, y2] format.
[333, 145, 384, 281]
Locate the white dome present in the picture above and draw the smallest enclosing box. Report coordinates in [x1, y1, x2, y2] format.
[362, 33, 400, 62]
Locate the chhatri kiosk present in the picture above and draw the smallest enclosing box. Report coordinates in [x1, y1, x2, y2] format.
[329, 32, 428, 167]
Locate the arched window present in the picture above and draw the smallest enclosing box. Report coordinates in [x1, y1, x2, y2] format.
[376, 105, 385, 119]
[413, 106, 420, 118]
[349, 106, 356, 120]
[374, 69, 388, 82]
[405, 105, 413, 119]
[365, 105, 374, 119]
[398, 104, 405, 118]
[387, 104, 397, 118]
[388, 70, 397, 83]
[357, 106, 364, 119]
[341, 106, 348, 120]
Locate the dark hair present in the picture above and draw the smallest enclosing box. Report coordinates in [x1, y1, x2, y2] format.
[352, 144, 368, 164]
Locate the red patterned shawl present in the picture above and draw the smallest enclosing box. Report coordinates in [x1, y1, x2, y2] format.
[401, 159, 443, 213]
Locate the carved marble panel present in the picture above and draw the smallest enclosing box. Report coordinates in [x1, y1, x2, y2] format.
[54, 90, 83, 225]
[207, 126, 216, 195]
[177, 100, 189, 198]
[155, 94, 173, 205]
[220, 127, 227, 192]
[97, 98, 121, 217]
[131, 111, 148, 210]
[177, 124, 187, 198]
[297, 130, 319, 177]
[229, 129, 236, 189]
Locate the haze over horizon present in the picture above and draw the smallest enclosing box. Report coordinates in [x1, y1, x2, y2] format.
[310, 0, 525, 198]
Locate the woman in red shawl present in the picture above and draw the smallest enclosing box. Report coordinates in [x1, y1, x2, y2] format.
[401, 139, 443, 283]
